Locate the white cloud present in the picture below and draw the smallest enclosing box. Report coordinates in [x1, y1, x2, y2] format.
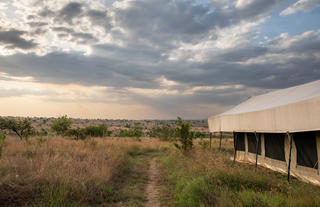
[280, 0, 320, 16]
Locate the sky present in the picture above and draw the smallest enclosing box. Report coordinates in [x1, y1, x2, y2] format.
[0, 0, 320, 119]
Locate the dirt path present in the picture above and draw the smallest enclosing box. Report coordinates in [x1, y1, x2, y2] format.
[144, 157, 160, 207]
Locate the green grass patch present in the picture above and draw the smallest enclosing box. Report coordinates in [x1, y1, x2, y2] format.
[158, 149, 320, 207]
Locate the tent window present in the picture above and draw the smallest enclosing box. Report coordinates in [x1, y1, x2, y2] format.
[247, 133, 261, 155]
[234, 133, 245, 151]
[264, 133, 285, 161]
[294, 132, 318, 169]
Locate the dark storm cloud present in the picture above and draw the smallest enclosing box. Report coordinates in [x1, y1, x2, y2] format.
[0, 52, 160, 89]
[52, 27, 97, 43]
[87, 9, 112, 31]
[38, 7, 55, 17]
[0, 29, 37, 49]
[27, 22, 48, 27]
[52, 27, 74, 33]
[113, 0, 283, 46]
[1, 29, 320, 91]
[57, 2, 83, 24]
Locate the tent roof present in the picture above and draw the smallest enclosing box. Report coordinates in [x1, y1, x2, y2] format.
[208, 80, 320, 133]
[220, 80, 320, 116]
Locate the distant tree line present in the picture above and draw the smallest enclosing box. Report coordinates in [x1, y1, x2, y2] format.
[51, 115, 109, 140]
[148, 125, 206, 141]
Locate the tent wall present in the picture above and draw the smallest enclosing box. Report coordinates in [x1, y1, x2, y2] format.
[208, 96, 320, 133]
[234, 131, 320, 186]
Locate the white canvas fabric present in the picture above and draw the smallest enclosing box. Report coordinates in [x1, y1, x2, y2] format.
[208, 80, 320, 133]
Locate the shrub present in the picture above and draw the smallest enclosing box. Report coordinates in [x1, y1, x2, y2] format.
[51, 115, 72, 136]
[84, 124, 107, 137]
[66, 128, 87, 140]
[118, 125, 143, 140]
[150, 125, 177, 141]
[198, 138, 210, 149]
[0, 132, 5, 158]
[191, 131, 206, 138]
[174, 117, 193, 152]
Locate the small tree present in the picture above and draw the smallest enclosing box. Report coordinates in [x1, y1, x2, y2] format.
[2, 119, 34, 141]
[51, 115, 72, 136]
[132, 125, 143, 141]
[66, 128, 87, 140]
[174, 117, 193, 152]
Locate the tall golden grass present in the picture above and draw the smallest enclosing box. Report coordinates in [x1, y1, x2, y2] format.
[0, 136, 168, 206]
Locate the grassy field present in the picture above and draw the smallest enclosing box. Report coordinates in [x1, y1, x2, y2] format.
[0, 136, 168, 206]
[158, 139, 320, 207]
[0, 136, 320, 207]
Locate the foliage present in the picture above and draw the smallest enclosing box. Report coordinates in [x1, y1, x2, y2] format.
[36, 137, 48, 147]
[0, 119, 34, 141]
[198, 138, 210, 149]
[174, 117, 193, 152]
[149, 125, 177, 141]
[84, 124, 107, 137]
[51, 115, 72, 136]
[118, 125, 143, 139]
[0, 131, 6, 158]
[66, 128, 87, 140]
[191, 131, 206, 138]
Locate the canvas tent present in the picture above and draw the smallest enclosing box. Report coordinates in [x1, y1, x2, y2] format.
[208, 80, 320, 185]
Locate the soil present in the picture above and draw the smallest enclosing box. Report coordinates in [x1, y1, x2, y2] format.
[144, 157, 160, 207]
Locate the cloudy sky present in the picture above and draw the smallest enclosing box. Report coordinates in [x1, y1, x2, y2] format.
[0, 0, 320, 119]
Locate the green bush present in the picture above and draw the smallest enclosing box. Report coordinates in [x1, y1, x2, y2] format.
[174, 117, 193, 152]
[0, 132, 6, 158]
[149, 125, 177, 141]
[66, 128, 87, 140]
[51, 115, 72, 136]
[118, 125, 143, 139]
[84, 124, 107, 137]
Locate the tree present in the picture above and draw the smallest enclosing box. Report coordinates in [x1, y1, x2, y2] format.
[0, 119, 34, 141]
[174, 117, 193, 152]
[132, 125, 143, 141]
[51, 115, 72, 136]
[66, 128, 87, 140]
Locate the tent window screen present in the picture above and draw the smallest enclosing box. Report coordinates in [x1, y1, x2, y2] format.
[264, 133, 285, 161]
[294, 132, 318, 169]
[247, 133, 261, 155]
[234, 133, 245, 151]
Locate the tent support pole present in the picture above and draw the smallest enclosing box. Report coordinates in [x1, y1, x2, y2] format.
[209, 133, 212, 149]
[219, 132, 222, 151]
[254, 132, 259, 171]
[287, 132, 293, 182]
[233, 132, 238, 164]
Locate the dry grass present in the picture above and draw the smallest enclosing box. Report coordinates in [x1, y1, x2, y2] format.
[0, 136, 168, 206]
